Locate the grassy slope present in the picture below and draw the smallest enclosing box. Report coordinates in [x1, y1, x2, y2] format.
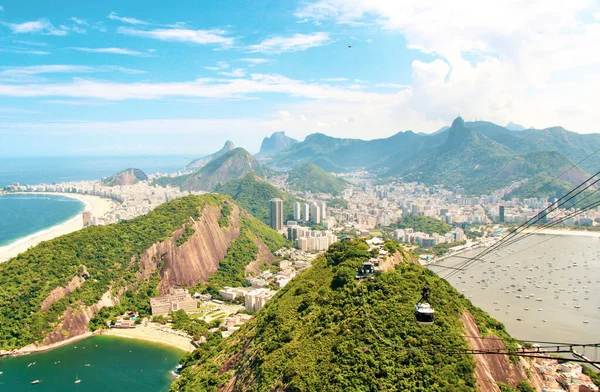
[215, 173, 302, 225]
[0, 194, 287, 350]
[172, 240, 516, 392]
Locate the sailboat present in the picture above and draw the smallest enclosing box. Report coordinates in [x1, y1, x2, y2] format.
[74, 374, 81, 384]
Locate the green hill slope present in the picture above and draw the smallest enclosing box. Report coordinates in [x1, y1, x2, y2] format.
[0, 195, 288, 350]
[155, 148, 274, 192]
[286, 163, 347, 195]
[215, 173, 301, 225]
[102, 168, 148, 186]
[172, 240, 520, 392]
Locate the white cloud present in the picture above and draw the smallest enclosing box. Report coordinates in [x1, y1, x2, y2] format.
[375, 83, 409, 88]
[293, 0, 600, 134]
[220, 68, 246, 77]
[0, 48, 50, 55]
[118, 27, 235, 46]
[3, 19, 68, 36]
[13, 40, 47, 47]
[0, 73, 392, 103]
[0, 65, 146, 83]
[247, 32, 331, 53]
[204, 61, 230, 71]
[108, 12, 148, 25]
[70, 17, 88, 25]
[321, 77, 348, 82]
[72, 47, 148, 56]
[239, 58, 269, 66]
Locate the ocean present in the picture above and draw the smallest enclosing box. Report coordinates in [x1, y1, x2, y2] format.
[0, 336, 182, 391]
[0, 194, 85, 247]
[0, 155, 190, 188]
[430, 233, 600, 344]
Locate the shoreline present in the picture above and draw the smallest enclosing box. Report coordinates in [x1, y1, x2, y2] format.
[102, 325, 194, 353]
[0, 192, 118, 262]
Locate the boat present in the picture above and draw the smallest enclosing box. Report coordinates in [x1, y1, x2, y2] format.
[574, 305, 581, 309]
[27, 362, 36, 368]
[84, 364, 91, 367]
[583, 320, 589, 324]
[31, 380, 41, 385]
[75, 374, 81, 384]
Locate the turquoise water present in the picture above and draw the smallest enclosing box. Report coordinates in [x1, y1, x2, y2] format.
[0, 194, 85, 247]
[0, 336, 183, 391]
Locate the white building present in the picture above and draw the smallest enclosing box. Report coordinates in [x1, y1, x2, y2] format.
[310, 202, 321, 224]
[244, 288, 276, 311]
[293, 202, 302, 220]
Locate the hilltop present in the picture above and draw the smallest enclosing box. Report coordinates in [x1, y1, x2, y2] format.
[215, 172, 302, 225]
[286, 162, 347, 195]
[171, 240, 539, 392]
[155, 148, 274, 192]
[186, 141, 236, 170]
[102, 168, 148, 186]
[0, 194, 288, 350]
[258, 131, 299, 157]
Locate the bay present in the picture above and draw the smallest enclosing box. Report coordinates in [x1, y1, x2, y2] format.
[0, 336, 182, 391]
[0, 194, 84, 247]
[431, 233, 600, 344]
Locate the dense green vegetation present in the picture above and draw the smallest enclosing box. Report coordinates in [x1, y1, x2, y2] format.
[176, 222, 195, 246]
[0, 194, 286, 350]
[171, 240, 519, 391]
[393, 215, 451, 235]
[286, 162, 347, 195]
[215, 173, 302, 225]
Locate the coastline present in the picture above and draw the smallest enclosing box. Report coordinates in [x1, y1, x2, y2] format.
[102, 325, 194, 353]
[0, 192, 118, 262]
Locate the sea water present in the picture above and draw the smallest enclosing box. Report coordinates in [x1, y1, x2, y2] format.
[0, 336, 183, 391]
[0, 194, 85, 247]
[431, 234, 600, 344]
[0, 155, 190, 187]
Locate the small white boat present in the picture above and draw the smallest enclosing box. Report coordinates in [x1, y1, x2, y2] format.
[31, 380, 41, 385]
[574, 305, 581, 309]
[75, 374, 81, 384]
[583, 320, 589, 324]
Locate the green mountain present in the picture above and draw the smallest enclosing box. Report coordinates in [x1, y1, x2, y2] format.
[266, 118, 600, 195]
[215, 172, 302, 225]
[186, 140, 236, 170]
[286, 162, 347, 195]
[0, 195, 289, 350]
[102, 168, 148, 186]
[172, 239, 534, 392]
[155, 148, 274, 192]
[258, 131, 298, 157]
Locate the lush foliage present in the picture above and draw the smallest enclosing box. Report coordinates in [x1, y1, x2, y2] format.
[327, 197, 349, 209]
[176, 222, 195, 246]
[171, 240, 518, 392]
[218, 202, 232, 227]
[394, 215, 451, 235]
[414, 240, 467, 257]
[215, 173, 301, 225]
[170, 309, 209, 340]
[0, 194, 284, 350]
[286, 163, 347, 195]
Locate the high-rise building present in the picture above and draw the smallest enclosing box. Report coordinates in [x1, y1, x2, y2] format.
[319, 201, 327, 220]
[499, 205, 505, 223]
[302, 203, 310, 221]
[310, 202, 321, 224]
[293, 202, 301, 220]
[269, 198, 283, 230]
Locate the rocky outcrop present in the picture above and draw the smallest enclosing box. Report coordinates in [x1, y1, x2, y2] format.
[187, 140, 236, 170]
[258, 131, 298, 157]
[380, 248, 417, 272]
[102, 168, 148, 186]
[40, 275, 85, 312]
[43, 288, 122, 345]
[460, 311, 544, 392]
[244, 239, 276, 275]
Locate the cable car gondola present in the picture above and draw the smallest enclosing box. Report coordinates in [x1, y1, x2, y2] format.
[355, 262, 375, 280]
[415, 286, 435, 325]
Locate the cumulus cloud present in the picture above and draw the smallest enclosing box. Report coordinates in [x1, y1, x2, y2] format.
[247, 32, 331, 53]
[239, 58, 269, 66]
[294, 0, 600, 133]
[118, 27, 235, 46]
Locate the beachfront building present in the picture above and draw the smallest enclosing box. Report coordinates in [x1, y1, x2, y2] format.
[150, 288, 197, 316]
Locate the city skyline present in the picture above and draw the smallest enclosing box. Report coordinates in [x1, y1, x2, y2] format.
[1, 0, 600, 157]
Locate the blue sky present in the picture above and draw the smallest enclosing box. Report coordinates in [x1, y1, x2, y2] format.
[1, 0, 599, 156]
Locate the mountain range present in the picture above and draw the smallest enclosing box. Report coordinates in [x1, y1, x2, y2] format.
[258, 131, 298, 157]
[266, 117, 600, 195]
[102, 168, 148, 186]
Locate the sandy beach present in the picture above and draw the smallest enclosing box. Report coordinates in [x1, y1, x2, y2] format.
[0, 192, 118, 262]
[103, 324, 195, 352]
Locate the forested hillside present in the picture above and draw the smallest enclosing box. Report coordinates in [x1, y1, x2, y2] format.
[0, 195, 288, 350]
[171, 240, 523, 392]
[286, 162, 347, 195]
